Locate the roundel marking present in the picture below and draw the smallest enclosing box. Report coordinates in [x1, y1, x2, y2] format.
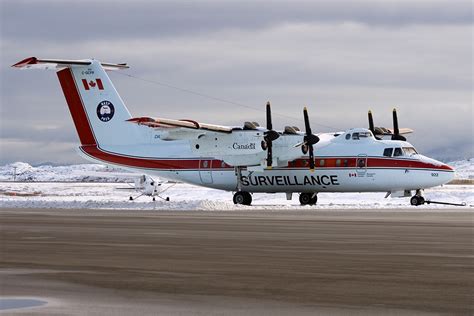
[97, 100, 115, 122]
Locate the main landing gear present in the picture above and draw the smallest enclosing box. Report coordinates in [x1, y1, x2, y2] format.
[299, 193, 318, 206]
[233, 191, 252, 205]
[410, 190, 425, 206]
[233, 166, 253, 205]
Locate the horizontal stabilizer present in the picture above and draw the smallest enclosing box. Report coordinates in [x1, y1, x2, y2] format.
[12, 57, 129, 70]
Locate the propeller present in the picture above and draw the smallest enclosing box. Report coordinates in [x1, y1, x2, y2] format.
[262, 101, 280, 168]
[391, 108, 406, 141]
[302, 107, 320, 171]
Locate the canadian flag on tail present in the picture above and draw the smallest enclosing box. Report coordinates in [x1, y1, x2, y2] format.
[82, 78, 104, 90]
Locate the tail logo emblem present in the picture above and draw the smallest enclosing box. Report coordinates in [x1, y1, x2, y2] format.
[82, 78, 104, 90]
[97, 101, 115, 122]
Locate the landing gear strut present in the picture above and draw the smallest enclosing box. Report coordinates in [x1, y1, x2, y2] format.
[233, 191, 252, 205]
[233, 166, 252, 205]
[299, 193, 318, 205]
[410, 190, 425, 206]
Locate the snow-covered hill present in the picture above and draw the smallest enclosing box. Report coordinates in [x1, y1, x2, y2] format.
[0, 158, 472, 182]
[450, 158, 473, 179]
[0, 162, 133, 182]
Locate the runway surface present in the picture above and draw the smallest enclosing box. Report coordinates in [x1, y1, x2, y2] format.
[1, 208, 472, 315]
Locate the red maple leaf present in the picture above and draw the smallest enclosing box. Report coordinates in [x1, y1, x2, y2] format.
[89, 80, 96, 87]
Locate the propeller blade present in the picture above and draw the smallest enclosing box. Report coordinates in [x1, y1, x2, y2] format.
[308, 145, 315, 171]
[303, 107, 312, 135]
[267, 141, 273, 168]
[266, 101, 272, 130]
[392, 108, 399, 136]
[391, 108, 406, 141]
[368, 110, 375, 134]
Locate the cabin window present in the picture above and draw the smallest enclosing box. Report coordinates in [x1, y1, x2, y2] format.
[383, 148, 393, 157]
[336, 159, 341, 167]
[343, 159, 348, 167]
[345, 133, 351, 140]
[403, 147, 418, 156]
[221, 161, 226, 168]
[394, 148, 403, 157]
[319, 159, 325, 167]
[352, 133, 360, 140]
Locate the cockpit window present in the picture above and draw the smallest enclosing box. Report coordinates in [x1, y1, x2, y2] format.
[358, 131, 372, 138]
[345, 133, 351, 140]
[351, 131, 371, 140]
[403, 147, 418, 156]
[383, 148, 393, 157]
[394, 148, 403, 156]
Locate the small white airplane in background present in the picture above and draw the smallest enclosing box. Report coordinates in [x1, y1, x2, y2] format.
[12, 57, 455, 206]
[76, 170, 168, 201]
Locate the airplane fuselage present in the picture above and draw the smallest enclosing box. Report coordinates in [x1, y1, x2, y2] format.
[78, 128, 454, 194]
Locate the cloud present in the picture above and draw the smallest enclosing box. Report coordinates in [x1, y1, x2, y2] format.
[1, 0, 472, 164]
[1, 0, 472, 42]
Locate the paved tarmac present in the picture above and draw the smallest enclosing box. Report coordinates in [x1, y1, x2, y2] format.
[0, 208, 472, 315]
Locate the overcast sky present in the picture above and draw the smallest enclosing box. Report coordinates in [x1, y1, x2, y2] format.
[1, 0, 472, 164]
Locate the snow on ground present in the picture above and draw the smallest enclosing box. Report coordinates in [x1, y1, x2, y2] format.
[0, 182, 472, 211]
[0, 160, 472, 210]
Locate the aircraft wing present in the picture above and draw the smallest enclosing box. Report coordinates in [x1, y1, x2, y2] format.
[127, 117, 234, 134]
[374, 127, 413, 136]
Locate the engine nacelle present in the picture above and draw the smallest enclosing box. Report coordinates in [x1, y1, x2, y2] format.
[190, 131, 305, 167]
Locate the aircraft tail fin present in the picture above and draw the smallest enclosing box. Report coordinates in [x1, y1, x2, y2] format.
[13, 57, 144, 147]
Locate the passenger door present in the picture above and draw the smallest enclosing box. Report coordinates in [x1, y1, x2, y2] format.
[199, 159, 213, 184]
[356, 154, 367, 176]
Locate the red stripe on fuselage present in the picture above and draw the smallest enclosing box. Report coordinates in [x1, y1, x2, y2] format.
[80, 146, 453, 172]
[57, 68, 96, 146]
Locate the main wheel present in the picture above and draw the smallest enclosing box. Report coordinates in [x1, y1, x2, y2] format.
[299, 193, 317, 205]
[233, 191, 252, 205]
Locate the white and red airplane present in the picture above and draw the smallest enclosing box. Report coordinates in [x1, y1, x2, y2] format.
[12, 57, 455, 206]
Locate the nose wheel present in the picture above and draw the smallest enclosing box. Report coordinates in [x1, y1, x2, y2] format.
[233, 191, 252, 205]
[299, 193, 318, 205]
[410, 194, 425, 206]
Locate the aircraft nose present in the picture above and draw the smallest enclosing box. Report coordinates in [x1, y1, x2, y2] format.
[436, 160, 455, 183]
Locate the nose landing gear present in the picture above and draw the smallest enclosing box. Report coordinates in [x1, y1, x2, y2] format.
[299, 193, 318, 205]
[410, 189, 425, 206]
[410, 195, 425, 206]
